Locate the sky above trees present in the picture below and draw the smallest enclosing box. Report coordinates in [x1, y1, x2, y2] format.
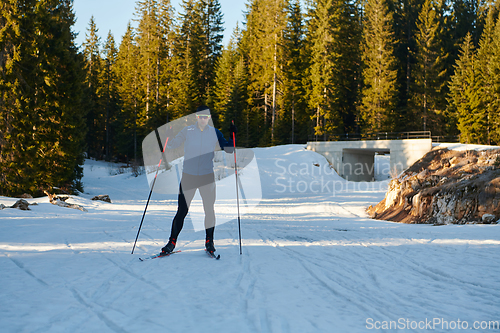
[72, 0, 247, 47]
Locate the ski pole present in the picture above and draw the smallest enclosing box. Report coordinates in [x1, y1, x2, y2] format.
[131, 134, 169, 254]
[232, 121, 242, 255]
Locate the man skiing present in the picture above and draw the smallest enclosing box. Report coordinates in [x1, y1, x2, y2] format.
[161, 105, 236, 256]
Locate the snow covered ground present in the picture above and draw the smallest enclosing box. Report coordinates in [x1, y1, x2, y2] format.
[1, 144, 499, 333]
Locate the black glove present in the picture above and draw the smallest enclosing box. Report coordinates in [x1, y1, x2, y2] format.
[224, 146, 235, 154]
[229, 122, 238, 137]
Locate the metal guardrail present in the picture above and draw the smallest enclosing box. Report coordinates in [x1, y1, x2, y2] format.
[431, 135, 460, 143]
[310, 131, 432, 142]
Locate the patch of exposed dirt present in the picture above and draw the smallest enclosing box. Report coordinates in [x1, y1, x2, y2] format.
[367, 148, 500, 225]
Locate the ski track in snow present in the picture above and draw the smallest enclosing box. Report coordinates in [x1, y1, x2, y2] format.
[1, 144, 500, 332]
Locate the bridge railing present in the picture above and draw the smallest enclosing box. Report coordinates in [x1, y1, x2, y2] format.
[309, 131, 432, 142]
[431, 135, 460, 143]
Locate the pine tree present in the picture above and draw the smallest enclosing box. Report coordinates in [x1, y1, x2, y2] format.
[448, 33, 483, 144]
[134, 0, 176, 130]
[475, 5, 499, 144]
[135, 0, 162, 130]
[239, 0, 288, 146]
[0, 0, 24, 195]
[82, 16, 104, 159]
[282, 0, 308, 144]
[169, 0, 205, 117]
[212, 26, 247, 139]
[335, 0, 363, 135]
[360, 0, 399, 133]
[1, 0, 86, 196]
[305, 0, 362, 140]
[115, 23, 140, 162]
[201, 0, 224, 103]
[158, 0, 175, 122]
[393, 0, 424, 120]
[40, 0, 86, 193]
[213, 31, 239, 127]
[239, 0, 268, 145]
[306, 0, 341, 140]
[412, 0, 448, 134]
[269, 0, 287, 144]
[444, 0, 490, 135]
[490, 10, 500, 144]
[102, 31, 120, 160]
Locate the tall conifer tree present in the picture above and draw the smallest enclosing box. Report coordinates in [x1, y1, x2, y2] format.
[305, 0, 343, 139]
[360, 0, 399, 133]
[116, 23, 140, 161]
[239, 0, 288, 145]
[393, 0, 424, 123]
[170, 0, 205, 116]
[135, 0, 161, 129]
[475, 5, 499, 144]
[158, 0, 175, 122]
[282, 0, 308, 144]
[82, 16, 103, 158]
[239, 0, 267, 145]
[0, 0, 25, 194]
[201, 0, 224, 104]
[305, 0, 361, 139]
[212, 27, 247, 136]
[448, 33, 483, 143]
[102, 31, 120, 159]
[1, 0, 86, 195]
[489, 9, 500, 144]
[412, 0, 448, 134]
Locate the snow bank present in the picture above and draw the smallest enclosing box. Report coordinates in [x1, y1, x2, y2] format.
[433, 142, 500, 151]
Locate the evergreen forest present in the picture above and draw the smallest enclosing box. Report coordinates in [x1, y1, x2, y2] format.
[1, 0, 500, 196]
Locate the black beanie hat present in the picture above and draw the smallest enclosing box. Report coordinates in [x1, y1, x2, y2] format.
[196, 105, 210, 115]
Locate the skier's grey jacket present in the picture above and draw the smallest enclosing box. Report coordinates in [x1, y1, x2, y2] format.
[167, 124, 233, 176]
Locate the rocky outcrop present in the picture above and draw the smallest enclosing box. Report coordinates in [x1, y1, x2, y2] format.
[367, 148, 500, 225]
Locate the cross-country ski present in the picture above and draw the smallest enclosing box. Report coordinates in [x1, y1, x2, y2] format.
[139, 250, 182, 261]
[206, 250, 220, 260]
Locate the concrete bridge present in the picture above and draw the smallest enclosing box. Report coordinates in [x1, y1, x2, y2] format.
[306, 139, 432, 181]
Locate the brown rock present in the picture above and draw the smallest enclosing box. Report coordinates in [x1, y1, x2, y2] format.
[91, 195, 112, 203]
[368, 148, 500, 224]
[11, 199, 30, 210]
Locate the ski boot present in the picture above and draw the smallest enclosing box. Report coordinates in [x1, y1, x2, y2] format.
[161, 238, 176, 254]
[205, 239, 216, 254]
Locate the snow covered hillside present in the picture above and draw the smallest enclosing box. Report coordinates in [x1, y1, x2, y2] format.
[1, 145, 499, 332]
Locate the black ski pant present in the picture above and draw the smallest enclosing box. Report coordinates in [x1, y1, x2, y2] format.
[170, 172, 216, 241]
